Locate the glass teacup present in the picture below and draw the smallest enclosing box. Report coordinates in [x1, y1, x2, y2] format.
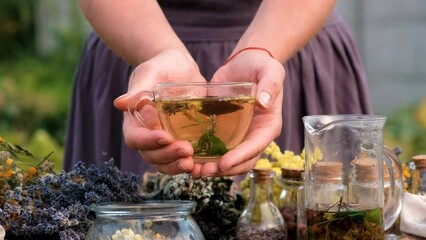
[128, 82, 256, 163]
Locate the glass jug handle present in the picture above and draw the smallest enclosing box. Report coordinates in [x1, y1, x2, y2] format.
[383, 146, 404, 231]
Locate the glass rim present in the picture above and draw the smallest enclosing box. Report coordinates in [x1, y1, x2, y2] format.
[302, 114, 386, 122]
[155, 81, 255, 88]
[90, 200, 197, 216]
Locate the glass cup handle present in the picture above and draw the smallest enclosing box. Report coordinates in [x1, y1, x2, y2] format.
[383, 145, 404, 231]
[127, 90, 156, 129]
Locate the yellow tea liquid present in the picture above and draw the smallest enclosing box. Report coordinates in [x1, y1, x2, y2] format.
[157, 96, 255, 160]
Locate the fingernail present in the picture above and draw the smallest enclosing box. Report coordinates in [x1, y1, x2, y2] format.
[177, 162, 187, 171]
[219, 165, 228, 172]
[114, 93, 128, 102]
[113, 94, 128, 107]
[177, 148, 190, 157]
[258, 91, 272, 108]
[156, 138, 171, 146]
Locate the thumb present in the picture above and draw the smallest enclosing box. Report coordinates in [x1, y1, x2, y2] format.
[113, 62, 157, 112]
[256, 63, 285, 109]
[113, 93, 130, 111]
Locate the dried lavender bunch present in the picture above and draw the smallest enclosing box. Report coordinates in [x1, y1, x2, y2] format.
[140, 173, 244, 240]
[0, 159, 143, 240]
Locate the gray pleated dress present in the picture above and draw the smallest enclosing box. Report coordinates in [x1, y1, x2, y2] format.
[64, 0, 372, 174]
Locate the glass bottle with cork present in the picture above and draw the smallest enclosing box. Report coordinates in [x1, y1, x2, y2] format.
[350, 158, 382, 206]
[309, 161, 347, 206]
[411, 155, 426, 196]
[277, 168, 304, 240]
[236, 168, 287, 240]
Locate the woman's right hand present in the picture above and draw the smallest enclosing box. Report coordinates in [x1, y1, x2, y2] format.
[113, 50, 206, 175]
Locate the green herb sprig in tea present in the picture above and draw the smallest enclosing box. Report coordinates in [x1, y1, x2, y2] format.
[157, 96, 254, 158]
[193, 114, 229, 156]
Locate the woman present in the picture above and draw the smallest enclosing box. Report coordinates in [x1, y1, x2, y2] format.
[64, 0, 371, 178]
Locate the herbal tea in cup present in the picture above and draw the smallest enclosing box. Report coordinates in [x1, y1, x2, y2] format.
[128, 82, 256, 163]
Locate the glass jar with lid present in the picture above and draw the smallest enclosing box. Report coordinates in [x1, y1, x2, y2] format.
[85, 200, 205, 240]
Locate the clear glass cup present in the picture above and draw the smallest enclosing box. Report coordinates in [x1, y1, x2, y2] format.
[84, 200, 205, 240]
[128, 82, 256, 163]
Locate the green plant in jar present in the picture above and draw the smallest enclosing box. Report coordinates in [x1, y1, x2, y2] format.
[306, 196, 384, 240]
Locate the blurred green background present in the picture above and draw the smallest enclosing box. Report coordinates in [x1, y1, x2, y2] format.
[0, 0, 87, 171]
[0, 0, 425, 171]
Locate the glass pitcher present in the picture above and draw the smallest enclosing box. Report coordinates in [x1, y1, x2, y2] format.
[302, 115, 403, 239]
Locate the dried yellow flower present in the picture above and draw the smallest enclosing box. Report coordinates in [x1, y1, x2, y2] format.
[6, 158, 13, 166]
[5, 169, 13, 178]
[28, 167, 37, 175]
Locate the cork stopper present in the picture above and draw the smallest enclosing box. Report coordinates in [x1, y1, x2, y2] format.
[312, 161, 343, 184]
[412, 155, 426, 169]
[351, 158, 379, 183]
[281, 168, 304, 180]
[252, 168, 274, 184]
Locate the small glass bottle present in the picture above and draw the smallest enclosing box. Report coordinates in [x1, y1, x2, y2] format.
[277, 168, 304, 240]
[411, 155, 426, 196]
[305, 162, 352, 239]
[308, 162, 347, 207]
[236, 168, 287, 240]
[350, 158, 382, 206]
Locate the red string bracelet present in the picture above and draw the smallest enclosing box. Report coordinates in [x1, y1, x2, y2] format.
[222, 47, 275, 66]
